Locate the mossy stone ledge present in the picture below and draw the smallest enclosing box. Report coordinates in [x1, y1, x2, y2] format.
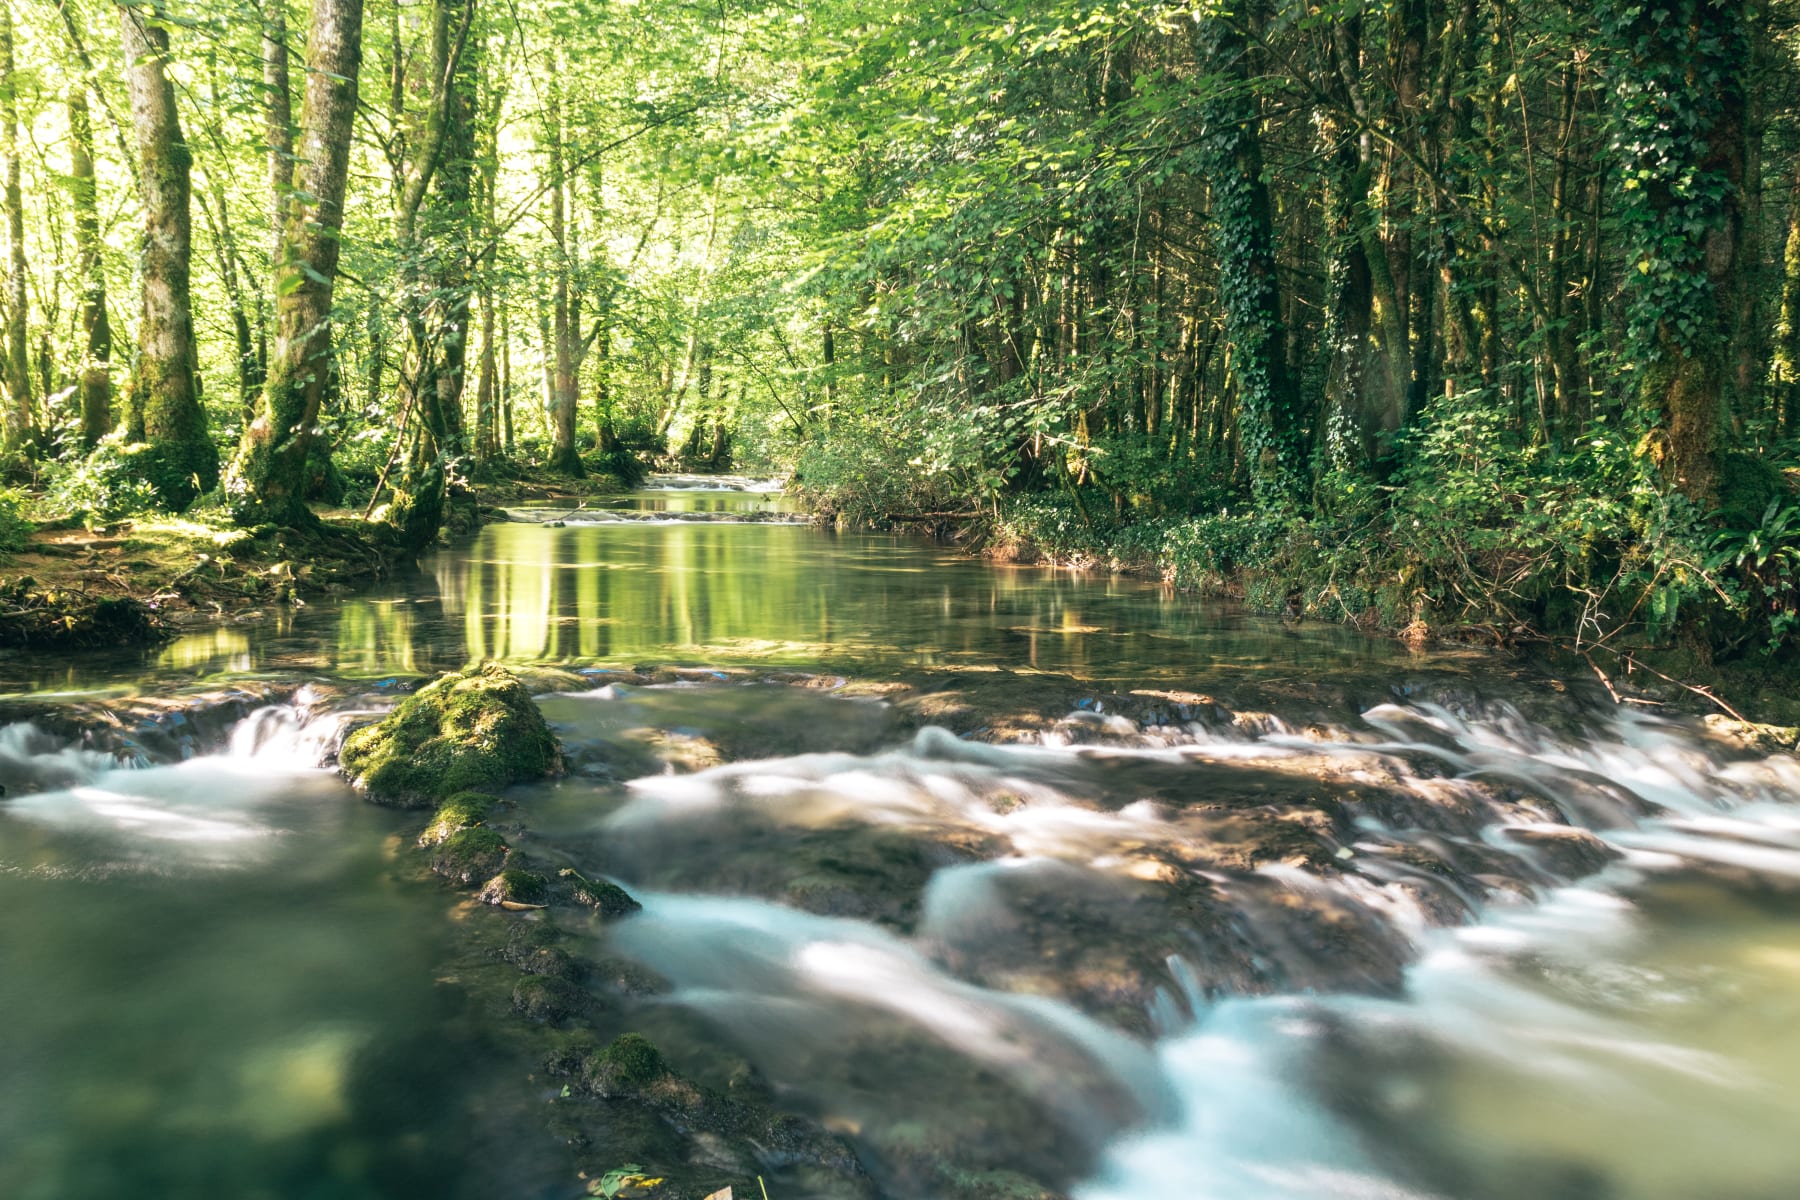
[338, 664, 561, 807]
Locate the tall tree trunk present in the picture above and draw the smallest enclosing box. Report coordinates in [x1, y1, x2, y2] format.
[1605, 0, 1748, 503]
[224, 0, 365, 526]
[385, 0, 475, 549]
[120, 2, 218, 507]
[1196, 9, 1301, 505]
[263, 0, 293, 269]
[1774, 161, 1800, 437]
[69, 87, 112, 448]
[0, 8, 31, 452]
[545, 70, 581, 476]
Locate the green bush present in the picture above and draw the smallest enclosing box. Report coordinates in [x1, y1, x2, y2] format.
[0, 487, 32, 557]
[39, 436, 163, 527]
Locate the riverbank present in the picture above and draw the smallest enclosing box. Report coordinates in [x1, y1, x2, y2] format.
[795, 491, 1800, 729]
[0, 460, 665, 650]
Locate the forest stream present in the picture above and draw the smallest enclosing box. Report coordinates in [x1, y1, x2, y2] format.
[4, 480, 1800, 1200]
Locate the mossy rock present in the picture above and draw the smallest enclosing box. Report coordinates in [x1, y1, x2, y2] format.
[478, 869, 549, 907]
[581, 1033, 668, 1098]
[430, 826, 509, 886]
[339, 664, 561, 807]
[512, 975, 587, 1023]
[557, 867, 643, 918]
[419, 791, 496, 846]
[502, 922, 581, 979]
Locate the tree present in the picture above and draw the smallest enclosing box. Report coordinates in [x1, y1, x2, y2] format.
[68, 84, 111, 447]
[118, 0, 217, 507]
[224, 0, 366, 526]
[1604, 0, 1751, 503]
[0, 6, 31, 452]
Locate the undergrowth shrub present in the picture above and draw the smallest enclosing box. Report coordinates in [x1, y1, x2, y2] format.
[0, 487, 31, 557]
[39, 436, 162, 527]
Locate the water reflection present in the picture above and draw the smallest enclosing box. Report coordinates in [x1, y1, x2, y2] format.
[418, 522, 1405, 680]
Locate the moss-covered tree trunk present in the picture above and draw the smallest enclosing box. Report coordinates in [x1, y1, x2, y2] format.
[1605, 0, 1749, 504]
[224, 0, 365, 526]
[545, 70, 582, 477]
[0, 8, 32, 453]
[119, 2, 218, 508]
[1197, 10, 1301, 506]
[1774, 160, 1800, 437]
[68, 87, 112, 448]
[385, 0, 476, 551]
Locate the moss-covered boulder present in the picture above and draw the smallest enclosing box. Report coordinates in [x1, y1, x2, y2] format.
[580, 1033, 669, 1098]
[339, 664, 560, 806]
[430, 826, 509, 886]
[557, 867, 643, 918]
[478, 869, 549, 907]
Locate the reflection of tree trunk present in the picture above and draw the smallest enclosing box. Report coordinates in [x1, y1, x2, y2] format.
[120, 2, 218, 507]
[69, 87, 112, 448]
[0, 9, 32, 451]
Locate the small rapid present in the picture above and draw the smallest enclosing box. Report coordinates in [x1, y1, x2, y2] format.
[547, 681, 1800, 1199]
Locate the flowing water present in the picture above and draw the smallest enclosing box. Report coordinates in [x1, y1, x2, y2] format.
[3, 480, 1798, 1198]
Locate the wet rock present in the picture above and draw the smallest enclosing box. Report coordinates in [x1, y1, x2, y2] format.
[581, 1032, 668, 1098]
[1500, 825, 1623, 880]
[549, 1033, 873, 1191]
[557, 868, 642, 918]
[430, 827, 509, 886]
[339, 664, 561, 807]
[501, 922, 582, 979]
[512, 975, 587, 1023]
[478, 868, 549, 907]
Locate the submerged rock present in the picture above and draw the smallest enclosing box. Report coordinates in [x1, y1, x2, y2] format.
[338, 664, 561, 807]
[512, 975, 587, 1023]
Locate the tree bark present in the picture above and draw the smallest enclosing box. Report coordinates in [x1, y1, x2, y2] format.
[545, 69, 582, 476]
[0, 8, 31, 452]
[224, 0, 365, 525]
[68, 86, 112, 448]
[1608, 0, 1749, 504]
[119, 2, 218, 507]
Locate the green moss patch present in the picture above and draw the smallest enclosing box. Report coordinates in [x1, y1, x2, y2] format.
[419, 791, 497, 845]
[339, 664, 561, 807]
[478, 869, 549, 907]
[557, 867, 642, 918]
[582, 1033, 668, 1097]
[430, 826, 509, 886]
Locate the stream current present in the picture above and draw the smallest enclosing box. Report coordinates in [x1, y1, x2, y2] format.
[3, 480, 1799, 1199]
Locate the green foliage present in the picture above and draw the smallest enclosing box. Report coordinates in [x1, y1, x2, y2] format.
[792, 411, 981, 527]
[0, 487, 30, 557]
[39, 437, 163, 527]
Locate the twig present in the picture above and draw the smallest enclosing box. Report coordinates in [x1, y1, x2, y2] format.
[1615, 651, 1751, 723]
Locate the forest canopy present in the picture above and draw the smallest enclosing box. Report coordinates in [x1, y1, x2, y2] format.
[0, 0, 1796, 663]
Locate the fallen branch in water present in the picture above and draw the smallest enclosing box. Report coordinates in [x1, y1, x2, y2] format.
[1615, 651, 1750, 723]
